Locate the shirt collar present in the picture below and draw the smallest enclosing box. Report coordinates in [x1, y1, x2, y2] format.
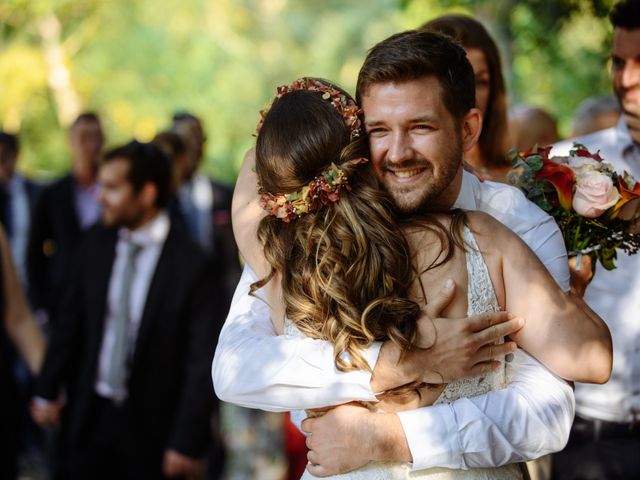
[614, 117, 639, 159]
[118, 210, 170, 248]
[452, 170, 479, 210]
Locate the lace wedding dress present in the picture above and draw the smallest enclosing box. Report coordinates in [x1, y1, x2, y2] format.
[292, 227, 523, 480]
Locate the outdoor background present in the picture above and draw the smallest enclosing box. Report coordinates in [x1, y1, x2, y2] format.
[0, 0, 617, 184]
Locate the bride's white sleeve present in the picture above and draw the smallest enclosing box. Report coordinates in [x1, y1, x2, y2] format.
[212, 264, 380, 411]
[396, 349, 575, 471]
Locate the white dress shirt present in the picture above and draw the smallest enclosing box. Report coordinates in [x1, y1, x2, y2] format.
[6, 174, 31, 284]
[554, 119, 640, 423]
[95, 212, 169, 400]
[212, 171, 574, 469]
[178, 173, 214, 253]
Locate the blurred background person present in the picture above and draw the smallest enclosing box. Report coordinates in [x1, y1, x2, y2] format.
[551, 1, 640, 478]
[508, 104, 560, 152]
[152, 130, 188, 196]
[0, 130, 46, 480]
[152, 128, 228, 479]
[169, 112, 240, 301]
[31, 140, 225, 479]
[571, 95, 622, 137]
[421, 14, 511, 182]
[0, 131, 42, 285]
[1, 225, 45, 480]
[27, 112, 104, 330]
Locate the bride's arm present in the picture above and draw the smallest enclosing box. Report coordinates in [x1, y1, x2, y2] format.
[231, 148, 285, 333]
[469, 211, 612, 384]
[1, 227, 45, 374]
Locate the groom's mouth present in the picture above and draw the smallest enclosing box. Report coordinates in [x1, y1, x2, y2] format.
[390, 168, 424, 178]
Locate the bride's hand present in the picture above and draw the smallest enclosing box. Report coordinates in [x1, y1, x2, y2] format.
[371, 281, 522, 393]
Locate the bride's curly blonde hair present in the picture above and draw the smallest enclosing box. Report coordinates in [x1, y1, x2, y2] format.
[253, 85, 421, 372]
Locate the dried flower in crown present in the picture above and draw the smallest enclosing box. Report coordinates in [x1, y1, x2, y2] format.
[255, 78, 363, 140]
[260, 158, 368, 223]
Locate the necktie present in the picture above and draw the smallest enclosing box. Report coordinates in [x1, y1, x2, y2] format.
[106, 241, 143, 397]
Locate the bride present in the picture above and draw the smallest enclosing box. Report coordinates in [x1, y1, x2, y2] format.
[232, 77, 608, 479]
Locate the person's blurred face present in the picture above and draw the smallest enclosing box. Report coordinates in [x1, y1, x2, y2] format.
[465, 47, 491, 117]
[361, 76, 465, 213]
[69, 120, 104, 169]
[612, 27, 640, 142]
[173, 118, 205, 179]
[0, 145, 17, 183]
[98, 158, 149, 229]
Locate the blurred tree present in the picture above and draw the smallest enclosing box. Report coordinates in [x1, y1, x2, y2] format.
[404, 0, 615, 136]
[0, 0, 619, 181]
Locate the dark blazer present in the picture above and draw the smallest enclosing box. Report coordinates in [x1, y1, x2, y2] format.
[0, 175, 43, 232]
[27, 174, 84, 319]
[35, 222, 223, 457]
[169, 178, 240, 306]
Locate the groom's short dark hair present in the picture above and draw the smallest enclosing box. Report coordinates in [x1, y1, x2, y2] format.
[356, 30, 476, 120]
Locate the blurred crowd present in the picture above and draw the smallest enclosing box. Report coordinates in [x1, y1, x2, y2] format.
[0, 112, 300, 480]
[1, 1, 638, 479]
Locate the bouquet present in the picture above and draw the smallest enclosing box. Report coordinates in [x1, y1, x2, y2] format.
[507, 144, 640, 270]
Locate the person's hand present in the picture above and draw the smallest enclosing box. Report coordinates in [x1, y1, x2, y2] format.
[370, 280, 523, 392]
[30, 397, 64, 428]
[412, 280, 522, 384]
[568, 254, 594, 297]
[302, 403, 409, 477]
[162, 449, 204, 479]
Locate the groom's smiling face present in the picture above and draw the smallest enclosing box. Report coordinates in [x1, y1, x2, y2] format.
[362, 76, 464, 213]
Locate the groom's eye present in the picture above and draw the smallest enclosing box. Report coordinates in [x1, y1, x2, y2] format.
[367, 127, 386, 136]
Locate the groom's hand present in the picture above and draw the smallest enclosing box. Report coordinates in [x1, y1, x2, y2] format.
[371, 280, 523, 392]
[302, 403, 409, 476]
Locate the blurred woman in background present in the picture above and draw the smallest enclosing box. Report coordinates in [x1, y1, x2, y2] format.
[422, 15, 511, 182]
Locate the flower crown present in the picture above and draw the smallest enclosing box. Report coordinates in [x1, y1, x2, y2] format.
[255, 77, 364, 140]
[260, 158, 368, 223]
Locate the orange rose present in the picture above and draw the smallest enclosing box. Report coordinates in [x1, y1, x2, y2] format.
[611, 173, 640, 221]
[535, 160, 575, 211]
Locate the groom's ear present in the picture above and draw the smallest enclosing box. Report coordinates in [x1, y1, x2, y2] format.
[460, 108, 482, 153]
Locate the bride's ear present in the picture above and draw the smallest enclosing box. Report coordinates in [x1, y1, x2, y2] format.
[461, 108, 482, 153]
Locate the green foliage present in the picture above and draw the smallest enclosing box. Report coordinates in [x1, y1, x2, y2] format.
[0, 0, 621, 183]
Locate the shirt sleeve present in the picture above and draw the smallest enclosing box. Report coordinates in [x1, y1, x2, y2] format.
[211, 265, 380, 411]
[397, 349, 575, 471]
[523, 215, 571, 292]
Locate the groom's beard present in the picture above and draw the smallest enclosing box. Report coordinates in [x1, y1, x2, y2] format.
[377, 146, 462, 215]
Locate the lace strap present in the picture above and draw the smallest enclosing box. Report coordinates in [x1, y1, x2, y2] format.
[462, 226, 500, 316]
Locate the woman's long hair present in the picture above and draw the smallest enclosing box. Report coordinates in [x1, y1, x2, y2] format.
[253, 86, 421, 372]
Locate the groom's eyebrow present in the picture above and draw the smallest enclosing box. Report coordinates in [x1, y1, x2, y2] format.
[410, 114, 438, 123]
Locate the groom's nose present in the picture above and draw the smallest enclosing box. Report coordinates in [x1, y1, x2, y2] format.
[386, 130, 413, 164]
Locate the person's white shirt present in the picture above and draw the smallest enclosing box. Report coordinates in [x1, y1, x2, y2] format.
[6, 173, 30, 284]
[95, 212, 169, 400]
[212, 170, 575, 470]
[554, 119, 640, 424]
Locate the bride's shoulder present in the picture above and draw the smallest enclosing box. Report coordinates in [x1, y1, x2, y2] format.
[465, 210, 511, 236]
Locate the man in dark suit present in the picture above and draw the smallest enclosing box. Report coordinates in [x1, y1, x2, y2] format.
[0, 131, 42, 284]
[27, 113, 104, 327]
[169, 113, 240, 300]
[32, 141, 223, 479]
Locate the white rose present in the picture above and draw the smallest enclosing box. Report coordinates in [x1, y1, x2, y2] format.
[572, 172, 621, 218]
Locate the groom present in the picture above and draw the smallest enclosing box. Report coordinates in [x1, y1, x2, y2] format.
[213, 31, 604, 475]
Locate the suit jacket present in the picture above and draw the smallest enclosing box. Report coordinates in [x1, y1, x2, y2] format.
[35, 222, 223, 457]
[27, 174, 83, 318]
[169, 178, 241, 306]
